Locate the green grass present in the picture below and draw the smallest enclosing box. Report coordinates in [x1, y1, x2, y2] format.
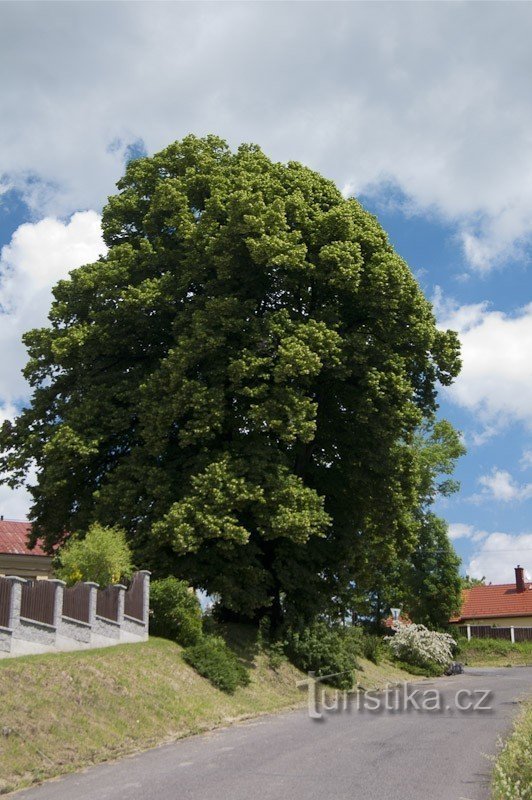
[0, 627, 418, 795]
[455, 636, 532, 667]
[491, 699, 532, 800]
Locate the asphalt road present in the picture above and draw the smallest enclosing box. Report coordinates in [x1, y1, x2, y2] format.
[12, 667, 532, 800]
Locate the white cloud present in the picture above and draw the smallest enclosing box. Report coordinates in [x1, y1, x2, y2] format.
[448, 522, 488, 542]
[1, 3, 532, 269]
[0, 482, 33, 522]
[0, 211, 105, 408]
[0, 213, 105, 519]
[467, 532, 532, 584]
[520, 450, 532, 470]
[476, 469, 532, 503]
[434, 290, 532, 433]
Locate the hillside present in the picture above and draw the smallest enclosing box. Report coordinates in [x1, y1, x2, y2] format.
[0, 633, 416, 795]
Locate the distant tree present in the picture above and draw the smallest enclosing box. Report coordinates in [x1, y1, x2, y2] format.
[405, 513, 462, 629]
[340, 419, 465, 629]
[461, 575, 486, 589]
[55, 523, 133, 586]
[0, 135, 461, 625]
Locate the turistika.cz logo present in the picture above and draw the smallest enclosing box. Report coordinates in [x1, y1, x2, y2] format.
[297, 672, 493, 720]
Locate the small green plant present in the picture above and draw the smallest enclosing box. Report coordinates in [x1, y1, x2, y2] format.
[491, 700, 532, 800]
[183, 635, 250, 693]
[55, 523, 133, 587]
[267, 640, 285, 670]
[284, 622, 361, 690]
[150, 577, 203, 647]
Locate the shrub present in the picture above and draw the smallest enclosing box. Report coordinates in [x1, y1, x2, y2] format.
[150, 577, 203, 647]
[392, 660, 445, 677]
[55, 523, 133, 587]
[361, 633, 385, 665]
[284, 622, 361, 690]
[183, 636, 250, 693]
[386, 622, 455, 670]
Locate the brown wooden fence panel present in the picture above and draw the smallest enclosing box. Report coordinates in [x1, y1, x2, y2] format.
[62, 583, 91, 623]
[0, 578, 13, 628]
[20, 580, 56, 625]
[96, 586, 119, 621]
[469, 626, 512, 640]
[514, 627, 532, 643]
[124, 574, 144, 622]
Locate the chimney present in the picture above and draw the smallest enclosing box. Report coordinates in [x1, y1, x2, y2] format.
[515, 565, 525, 593]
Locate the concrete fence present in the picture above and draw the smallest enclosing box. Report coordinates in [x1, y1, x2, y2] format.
[0, 571, 150, 659]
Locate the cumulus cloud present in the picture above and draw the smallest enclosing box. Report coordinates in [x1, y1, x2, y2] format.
[475, 469, 532, 503]
[0, 212, 105, 518]
[434, 289, 532, 433]
[520, 449, 532, 470]
[467, 532, 532, 584]
[0, 211, 105, 407]
[1, 3, 532, 269]
[448, 522, 488, 542]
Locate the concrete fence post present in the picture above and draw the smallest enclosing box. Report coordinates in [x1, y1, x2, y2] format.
[137, 570, 151, 634]
[4, 576, 26, 630]
[84, 582, 99, 627]
[49, 579, 66, 631]
[114, 584, 126, 627]
[510, 626, 515, 644]
[466, 625, 471, 641]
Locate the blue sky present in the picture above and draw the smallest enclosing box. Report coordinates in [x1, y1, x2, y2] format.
[1, 2, 531, 584]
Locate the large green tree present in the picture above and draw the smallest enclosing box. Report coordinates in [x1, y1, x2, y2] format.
[330, 419, 465, 629]
[0, 135, 461, 623]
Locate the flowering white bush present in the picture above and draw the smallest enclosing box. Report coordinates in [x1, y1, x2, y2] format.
[386, 622, 456, 668]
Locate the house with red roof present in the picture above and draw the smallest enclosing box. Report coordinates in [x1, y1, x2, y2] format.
[450, 566, 532, 628]
[0, 518, 53, 579]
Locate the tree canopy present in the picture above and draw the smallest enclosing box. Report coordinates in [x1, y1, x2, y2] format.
[0, 135, 462, 624]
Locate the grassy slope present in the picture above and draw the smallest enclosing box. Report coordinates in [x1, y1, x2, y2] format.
[0, 634, 415, 795]
[456, 637, 532, 668]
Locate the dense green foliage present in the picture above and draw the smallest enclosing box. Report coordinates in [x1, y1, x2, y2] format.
[461, 575, 486, 588]
[360, 633, 386, 665]
[0, 134, 461, 623]
[284, 621, 362, 689]
[55, 523, 133, 587]
[183, 635, 250, 693]
[340, 420, 464, 629]
[491, 700, 532, 800]
[149, 577, 203, 647]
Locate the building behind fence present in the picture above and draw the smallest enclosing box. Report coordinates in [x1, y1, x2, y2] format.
[0, 571, 150, 658]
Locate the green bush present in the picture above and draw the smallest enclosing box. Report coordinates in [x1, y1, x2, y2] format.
[284, 622, 361, 690]
[361, 633, 385, 665]
[183, 636, 250, 693]
[150, 577, 203, 647]
[392, 660, 445, 677]
[55, 523, 133, 587]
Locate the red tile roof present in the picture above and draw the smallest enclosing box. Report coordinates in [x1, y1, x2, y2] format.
[0, 520, 48, 557]
[451, 582, 532, 622]
[383, 613, 411, 628]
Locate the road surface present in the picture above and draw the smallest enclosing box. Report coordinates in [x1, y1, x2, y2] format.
[12, 667, 532, 800]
